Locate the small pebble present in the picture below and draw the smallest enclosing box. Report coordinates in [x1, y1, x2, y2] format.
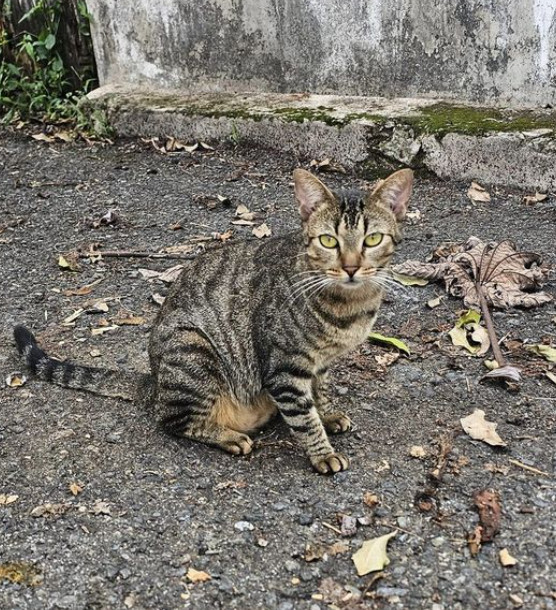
[233, 521, 254, 532]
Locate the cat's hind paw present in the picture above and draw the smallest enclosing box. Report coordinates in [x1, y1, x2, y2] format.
[311, 452, 350, 475]
[218, 430, 254, 456]
[322, 412, 351, 435]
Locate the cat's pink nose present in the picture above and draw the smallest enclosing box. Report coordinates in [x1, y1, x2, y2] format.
[343, 266, 358, 278]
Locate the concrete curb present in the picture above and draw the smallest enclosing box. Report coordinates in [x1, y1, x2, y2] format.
[87, 85, 556, 191]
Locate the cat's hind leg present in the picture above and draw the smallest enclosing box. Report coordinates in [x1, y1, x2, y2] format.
[155, 330, 253, 456]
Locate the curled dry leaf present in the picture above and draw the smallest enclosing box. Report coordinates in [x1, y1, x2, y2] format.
[139, 265, 184, 284]
[499, 548, 518, 567]
[467, 182, 491, 203]
[460, 409, 507, 447]
[481, 365, 522, 383]
[352, 531, 396, 576]
[392, 237, 552, 309]
[363, 492, 379, 508]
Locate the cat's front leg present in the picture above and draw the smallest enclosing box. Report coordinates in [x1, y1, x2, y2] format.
[267, 372, 349, 474]
[313, 371, 352, 435]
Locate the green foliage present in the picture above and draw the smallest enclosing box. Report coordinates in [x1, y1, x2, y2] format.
[0, 0, 110, 136]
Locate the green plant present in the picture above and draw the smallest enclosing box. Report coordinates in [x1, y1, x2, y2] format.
[0, 0, 109, 136]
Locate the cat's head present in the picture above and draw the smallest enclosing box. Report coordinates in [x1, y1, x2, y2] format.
[293, 168, 413, 289]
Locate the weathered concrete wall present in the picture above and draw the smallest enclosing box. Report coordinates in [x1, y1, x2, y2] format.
[86, 0, 556, 108]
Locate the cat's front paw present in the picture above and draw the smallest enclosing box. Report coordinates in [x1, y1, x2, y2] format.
[322, 412, 351, 434]
[311, 452, 350, 475]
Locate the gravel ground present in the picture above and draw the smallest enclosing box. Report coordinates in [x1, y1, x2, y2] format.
[1, 130, 555, 610]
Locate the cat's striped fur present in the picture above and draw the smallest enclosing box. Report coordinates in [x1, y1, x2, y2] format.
[14, 168, 413, 473]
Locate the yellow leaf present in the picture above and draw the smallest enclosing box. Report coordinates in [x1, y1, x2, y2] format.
[456, 309, 481, 327]
[352, 531, 396, 576]
[525, 344, 556, 363]
[460, 409, 507, 447]
[391, 271, 429, 286]
[499, 548, 518, 567]
[186, 568, 211, 583]
[368, 333, 410, 355]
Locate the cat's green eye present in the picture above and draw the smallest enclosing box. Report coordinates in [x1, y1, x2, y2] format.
[319, 234, 338, 249]
[364, 232, 383, 248]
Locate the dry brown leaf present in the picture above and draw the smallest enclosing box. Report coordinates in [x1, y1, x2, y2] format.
[374, 352, 400, 367]
[522, 192, 548, 205]
[460, 409, 507, 447]
[363, 492, 379, 508]
[393, 237, 552, 309]
[186, 568, 211, 583]
[473, 489, 501, 542]
[499, 548, 518, 567]
[139, 265, 184, 284]
[252, 223, 272, 239]
[467, 182, 491, 203]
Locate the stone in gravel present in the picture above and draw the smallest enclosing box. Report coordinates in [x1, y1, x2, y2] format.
[105, 432, 121, 444]
[298, 513, 313, 526]
[272, 502, 288, 511]
[337, 386, 348, 396]
[285, 560, 300, 572]
[234, 520, 254, 532]
[431, 537, 445, 547]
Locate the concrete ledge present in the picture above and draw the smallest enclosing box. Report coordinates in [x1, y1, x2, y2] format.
[87, 85, 556, 190]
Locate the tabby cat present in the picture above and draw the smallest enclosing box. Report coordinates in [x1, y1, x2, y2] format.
[14, 168, 413, 474]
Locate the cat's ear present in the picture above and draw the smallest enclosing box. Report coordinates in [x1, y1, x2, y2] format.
[369, 169, 413, 221]
[293, 169, 335, 221]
